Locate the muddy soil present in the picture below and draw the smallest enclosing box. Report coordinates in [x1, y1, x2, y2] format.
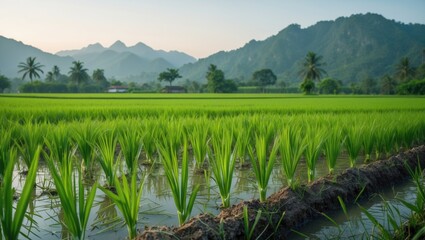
[138, 145, 425, 240]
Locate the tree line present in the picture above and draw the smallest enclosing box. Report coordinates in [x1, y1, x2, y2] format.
[1, 52, 424, 94]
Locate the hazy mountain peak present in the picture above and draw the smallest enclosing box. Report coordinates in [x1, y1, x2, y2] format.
[109, 40, 127, 51]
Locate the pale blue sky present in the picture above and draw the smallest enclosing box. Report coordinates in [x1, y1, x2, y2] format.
[1, 0, 424, 58]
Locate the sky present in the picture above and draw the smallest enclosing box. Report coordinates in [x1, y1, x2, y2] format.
[1, 0, 424, 59]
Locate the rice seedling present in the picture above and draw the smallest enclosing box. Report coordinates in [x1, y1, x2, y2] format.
[16, 123, 45, 169]
[280, 127, 306, 188]
[234, 119, 252, 166]
[304, 126, 324, 182]
[324, 128, 344, 174]
[188, 123, 210, 170]
[243, 206, 263, 240]
[100, 165, 145, 239]
[96, 129, 118, 187]
[157, 129, 200, 226]
[73, 120, 100, 170]
[0, 147, 39, 240]
[362, 124, 375, 162]
[209, 127, 236, 208]
[247, 133, 279, 202]
[44, 125, 75, 165]
[46, 150, 98, 240]
[118, 127, 143, 174]
[344, 125, 363, 167]
[140, 122, 157, 165]
[0, 129, 13, 177]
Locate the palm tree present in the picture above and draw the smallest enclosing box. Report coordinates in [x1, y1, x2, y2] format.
[18, 57, 44, 83]
[69, 61, 89, 87]
[45, 71, 54, 82]
[52, 65, 61, 81]
[299, 51, 326, 81]
[395, 57, 415, 83]
[380, 74, 397, 95]
[92, 69, 106, 82]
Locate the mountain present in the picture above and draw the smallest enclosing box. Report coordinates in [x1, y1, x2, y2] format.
[179, 13, 425, 84]
[0, 36, 74, 78]
[56, 40, 196, 78]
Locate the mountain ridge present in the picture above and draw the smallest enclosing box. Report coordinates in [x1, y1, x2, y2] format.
[179, 13, 425, 84]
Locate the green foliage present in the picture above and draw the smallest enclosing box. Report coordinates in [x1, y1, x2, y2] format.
[243, 206, 263, 240]
[118, 127, 142, 174]
[0, 147, 39, 240]
[69, 61, 89, 87]
[318, 78, 340, 94]
[0, 74, 11, 92]
[248, 132, 279, 202]
[252, 69, 277, 91]
[157, 68, 182, 86]
[324, 128, 344, 174]
[299, 51, 326, 82]
[96, 129, 118, 186]
[47, 152, 97, 240]
[157, 130, 199, 226]
[397, 79, 425, 95]
[209, 127, 236, 208]
[18, 57, 44, 82]
[100, 168, 145, 239]
[304, 127, 324, 182]
[395, 57, 415, 83]
[280, 127, 305, 188]
[300, 79, 315, 94]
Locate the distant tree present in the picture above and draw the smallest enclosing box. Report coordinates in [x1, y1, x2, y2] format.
[52, 65, 61, 81]
[380, 74, 397, 95]
[68, 61, 89, 87]
[221, 79, 238, 93]
[299, 51, 326, 82]
[350, 82, 360, 94]
[360, 77, 377, 94]
[395, 57, 415, 83]
[415, 63, 425, 80]
[206, 64, 225, 93]
[318, 78, 340, 94]
[397, 79, 425, 95]
[158, 68, 182, 86]
[252, 69, 277, 92]
[300, 79, 315, 94]
[92, 69, 109, 89]
[45, 71, 54, 82]
[0, 74, 11, 92]
[18, 57, 44, 83]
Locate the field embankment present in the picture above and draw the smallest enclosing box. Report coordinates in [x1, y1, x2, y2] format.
[139, 145, 425, 240]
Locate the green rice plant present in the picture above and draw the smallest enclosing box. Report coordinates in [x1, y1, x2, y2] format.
[304, 126, 324, 182]
[0, 147, 39, 240]
[118, 127, 142, 174]
[16, 123, 45, 169]
[73, 120, 100, 170]
[0, 129, 13, 177]
[247, 133, 279, 202]
[324, 128, 344, 174]
[209, 127, 236, 208]
[157, 131, 200, 226]
[96, 129, 118, 187]
[280, 127, 306, 188]
[243, 206, 263, 240]
[188, 123, 210, 170]
[234, 119, 252, 165]
[344, 125, 363, 167]
[362, 124, 375, 162]
[46, 150, 97, 240]
[44, 125, 75, 165]
[100, 166, 145, 239]
[140, 122, 157, 164]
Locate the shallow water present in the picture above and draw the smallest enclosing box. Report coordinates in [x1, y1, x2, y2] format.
[288, 177, 419, 239]
[13, 153, 406, 240]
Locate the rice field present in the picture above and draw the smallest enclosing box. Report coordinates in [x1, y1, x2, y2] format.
[0, 93, 424, 239]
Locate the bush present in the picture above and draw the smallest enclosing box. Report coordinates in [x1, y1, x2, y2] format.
[397, 79, 425, 95]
